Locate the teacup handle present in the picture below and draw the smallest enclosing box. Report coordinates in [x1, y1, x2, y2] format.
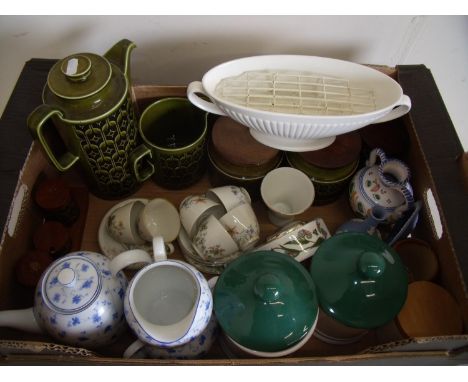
[123, 339, 145, 359]
[109, 249, 152, 276]
[187, 81, 227, 116]
[130, 144, 155, 182]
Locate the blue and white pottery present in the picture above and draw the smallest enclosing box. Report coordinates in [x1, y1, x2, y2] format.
[349, 148, 414, 223]
[336, 204, 389, 237]
[124, 260, 213, 348]
[0, 249, 152, 348]
[124, 304, 219, 359]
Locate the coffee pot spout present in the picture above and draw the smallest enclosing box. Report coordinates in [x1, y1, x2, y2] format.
[0, 307, 42, 334]
[104, 39, 136, 79]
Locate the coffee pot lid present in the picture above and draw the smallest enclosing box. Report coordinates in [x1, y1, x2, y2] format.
[310, 232, 408, 329]
[41, 254, 102, 313]
[213, 251, 318, 352]
[47, 53, 112, 99]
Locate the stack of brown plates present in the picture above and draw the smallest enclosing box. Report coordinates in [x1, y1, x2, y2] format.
[286, 131, 362, 205]
[208, 116, 283, 199]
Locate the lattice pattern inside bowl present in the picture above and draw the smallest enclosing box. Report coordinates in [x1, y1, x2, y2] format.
[215, 70, 377, 116]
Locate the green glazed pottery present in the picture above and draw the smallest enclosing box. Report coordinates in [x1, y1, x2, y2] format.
[310, 232, 408, 329]
[130, 98, 208, 189]
[213, 250, 318, 352]
[286, 131, 361, 205]
[28, 40, 140, 199]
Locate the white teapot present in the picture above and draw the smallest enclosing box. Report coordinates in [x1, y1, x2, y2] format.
[0, 249, 151, 348]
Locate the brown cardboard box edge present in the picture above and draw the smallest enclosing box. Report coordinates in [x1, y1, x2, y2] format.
[0, 60, 467, 364]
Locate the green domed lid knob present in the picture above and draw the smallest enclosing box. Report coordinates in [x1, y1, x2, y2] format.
[254, 273, 282, 303]
[214, 251, 318, 353]
[359, 251, 386, 279]
[310, 233, 408, 329]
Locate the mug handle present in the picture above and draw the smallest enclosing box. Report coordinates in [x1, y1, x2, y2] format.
[371, 94, 412, 124]
[130, 144, 155, 182]
[123, 339, 145, 359]
[27, 104, 80, 172]
[187, 81, 227, 116]
[108, 249, 153, 276]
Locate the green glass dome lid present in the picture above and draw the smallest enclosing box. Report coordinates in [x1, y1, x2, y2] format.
[213, 250, 318, 352]
[47, 53, 112, 99]
[310, 232, 408, 329]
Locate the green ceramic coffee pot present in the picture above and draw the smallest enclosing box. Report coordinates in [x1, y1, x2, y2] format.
[28, 39, 139, 199]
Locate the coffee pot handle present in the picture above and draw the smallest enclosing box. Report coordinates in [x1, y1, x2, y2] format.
[27, 104, 80, 172]
[129, 144, 155, 182]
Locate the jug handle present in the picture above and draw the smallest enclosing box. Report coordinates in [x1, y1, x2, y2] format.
[187, 81, 227, 116]
[130, 144, 155, 182]
[27, 104, 79, 172]
[366, 148, 388, 167]
[123, 339, 146, 359]
[109, 249, 153, 276]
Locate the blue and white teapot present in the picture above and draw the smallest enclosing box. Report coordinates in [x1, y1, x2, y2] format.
[0, 249, 152, 348]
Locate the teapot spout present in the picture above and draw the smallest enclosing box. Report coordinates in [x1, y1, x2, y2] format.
[104, 39, 136, 79]
[0, 307, 42, 334]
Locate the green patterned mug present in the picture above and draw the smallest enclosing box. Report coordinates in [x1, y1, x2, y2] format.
[130, 98, 208, 189]
[27, 40, 140, 199]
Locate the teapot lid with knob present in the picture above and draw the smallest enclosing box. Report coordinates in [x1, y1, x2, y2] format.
[213, 250, 318, 353]
[41, 39, 135, 122]
[310, 232, 408, 329]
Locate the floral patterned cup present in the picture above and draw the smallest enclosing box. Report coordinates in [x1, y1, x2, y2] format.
[179, 195, 225, 239]
[254, 218, 331, 262]
[206, 185, 251, 211]
[219, 203, 260, 251]
[192, 215, 240, 263]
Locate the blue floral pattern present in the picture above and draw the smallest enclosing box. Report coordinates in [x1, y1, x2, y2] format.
[124, 260, 213, 348]
[34, 251, 128, 348]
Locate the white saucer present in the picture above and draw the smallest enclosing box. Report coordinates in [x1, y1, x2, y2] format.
[98, 198, 153, 270]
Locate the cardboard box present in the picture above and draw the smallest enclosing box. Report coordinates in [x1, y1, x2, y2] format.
[0, 61, 467, 365]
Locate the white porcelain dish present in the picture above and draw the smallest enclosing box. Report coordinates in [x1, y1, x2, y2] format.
[187, 55, 411, 152]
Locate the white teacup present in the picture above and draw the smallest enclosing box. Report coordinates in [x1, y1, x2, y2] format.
[107, 200, 146, 245]
[179, 194, 225, 238]
[206, 185, 251, 211]
[261, 167, 315, 226]
[219, 203, 260, 251]
[254, 218, 331, 262]
[137, 198, 181, 242]
[192, 215, 240, 263]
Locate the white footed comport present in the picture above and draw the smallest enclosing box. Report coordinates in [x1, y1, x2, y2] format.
[187, 55, 411, 152]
